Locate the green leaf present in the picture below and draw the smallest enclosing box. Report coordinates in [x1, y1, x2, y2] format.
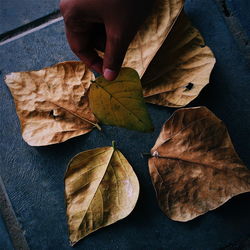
[89, 68, 154, 132]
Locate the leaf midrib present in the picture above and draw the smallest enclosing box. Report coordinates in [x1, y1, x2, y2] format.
[94, 81, 147, 126]
[50, 101, 100, 129]
[42, 77, 100, 129]
[154, 115, 246, 172]
[77, 147, 115, 232]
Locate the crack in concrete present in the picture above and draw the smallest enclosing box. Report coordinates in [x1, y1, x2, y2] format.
[0, 176, 30, 250]
[214, 0, 250, 65]
[220, 0, 231, 17]
[0, 10, 63, 46]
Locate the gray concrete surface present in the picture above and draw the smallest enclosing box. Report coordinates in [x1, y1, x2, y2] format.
[0, 0, 59, 34]
[0, 0, 250, 249]
[0, 214, 13, 250]
[0, 176, 29, 250]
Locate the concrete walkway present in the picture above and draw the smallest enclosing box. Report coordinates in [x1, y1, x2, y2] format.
[0, 0, 250, 249]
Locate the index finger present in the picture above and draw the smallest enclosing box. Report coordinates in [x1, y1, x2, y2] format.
[64, 21, 103, 74]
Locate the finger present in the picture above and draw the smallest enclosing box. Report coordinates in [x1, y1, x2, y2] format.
[65, 24, 103, 74]
[103, 28, 131, 81]
[92, 23, 106, 52]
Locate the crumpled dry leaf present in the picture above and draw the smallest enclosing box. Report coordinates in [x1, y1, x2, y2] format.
[5, 61, 99, 146]
[142, 11, 216, 107]
[149, 107, 250, 222]
[89, 68, 154, 132]
[65, 144, 139, 245]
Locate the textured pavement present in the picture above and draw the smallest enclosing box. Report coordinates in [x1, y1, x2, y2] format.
[0, 0, 250, 249]
[0, 214, 13, 250]
[0, 0, 59, 34]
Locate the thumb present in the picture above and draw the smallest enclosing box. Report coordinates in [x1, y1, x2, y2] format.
[103, 30, 131, 81]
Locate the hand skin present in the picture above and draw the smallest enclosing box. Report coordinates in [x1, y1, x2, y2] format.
[60, 0, 154, 81]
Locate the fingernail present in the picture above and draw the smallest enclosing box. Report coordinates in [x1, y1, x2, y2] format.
[104, 68, 117, 81]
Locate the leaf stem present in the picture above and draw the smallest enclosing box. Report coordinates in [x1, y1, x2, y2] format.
[112, 141, 116, 149]
[141, 152, 152, 158]
[95, 123, 102, 131]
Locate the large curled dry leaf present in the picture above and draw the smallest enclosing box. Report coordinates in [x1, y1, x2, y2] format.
[89, 68, 154, 132]
[149, 107, 250, 222]
[122, 0, 184, 77]
[5, 61, 99, 146]
[118, 0, 215, 107]
[141, 11, 216, 107]
[65, 145, 139, 245]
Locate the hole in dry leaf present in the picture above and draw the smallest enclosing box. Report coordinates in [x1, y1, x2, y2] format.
[49, 110, 62, 119]
[49, 110, 56, 118]
[184, 83, 194, 91]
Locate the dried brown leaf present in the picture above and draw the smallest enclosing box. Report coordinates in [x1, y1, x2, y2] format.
[5, 61, 99, 146]
[123, 0, 184, 76]
[65, 144, 139, 245]
[142, 11, 216, 107]
[149, 107, 250, 221]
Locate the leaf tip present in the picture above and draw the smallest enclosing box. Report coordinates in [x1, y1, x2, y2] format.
[69, 235, 79, 247]
[4, 73, 14, 85]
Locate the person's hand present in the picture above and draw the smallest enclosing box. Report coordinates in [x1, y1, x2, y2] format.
[60, 0, 153, 81]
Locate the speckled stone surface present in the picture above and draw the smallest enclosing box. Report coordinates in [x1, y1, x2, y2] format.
[225, 0, 250, 37]
[0, 0, 250, 249]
